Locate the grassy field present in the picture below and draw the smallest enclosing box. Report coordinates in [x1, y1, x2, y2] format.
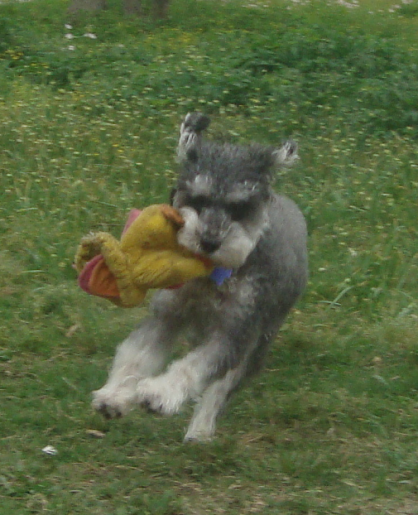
[1, 0, 418, 513]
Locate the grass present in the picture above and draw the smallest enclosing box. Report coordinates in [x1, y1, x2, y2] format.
[1, 0, 418, 513]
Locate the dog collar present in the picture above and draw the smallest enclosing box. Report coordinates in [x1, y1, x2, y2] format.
[167, 266, 232, 290]
[194, 254, 232, 286]
[210, 267, 233, 286]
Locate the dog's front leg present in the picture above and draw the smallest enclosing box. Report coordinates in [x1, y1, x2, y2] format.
[92, 317, 175, 419]
[135, 343, 217, 416]
[135, 319, 257, 417]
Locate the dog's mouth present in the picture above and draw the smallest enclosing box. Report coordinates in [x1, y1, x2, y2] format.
[199, 238, 222, 255]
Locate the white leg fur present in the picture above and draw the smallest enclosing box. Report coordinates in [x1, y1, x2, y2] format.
[135, 342, 223, 417]
[92, 318, 173, 418]
[184, 365, 245, 442]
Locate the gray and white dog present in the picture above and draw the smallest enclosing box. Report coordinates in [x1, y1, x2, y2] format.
[92, 113, 308, 442]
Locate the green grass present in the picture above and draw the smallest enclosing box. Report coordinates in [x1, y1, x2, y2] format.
[1, 0, 418, 513]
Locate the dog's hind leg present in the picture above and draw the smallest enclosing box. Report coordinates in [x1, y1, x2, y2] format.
[184, 330, 282, 441]
[184, 364, 246, 442]
[92, 316, 176, 419]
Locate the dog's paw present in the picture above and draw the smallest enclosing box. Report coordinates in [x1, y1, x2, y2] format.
[136, 376, 186, 416]
[92, 387, 135, 419]
[183, 430, 214, 443]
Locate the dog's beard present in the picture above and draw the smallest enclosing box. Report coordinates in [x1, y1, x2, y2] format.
[178, 207, 268, 269]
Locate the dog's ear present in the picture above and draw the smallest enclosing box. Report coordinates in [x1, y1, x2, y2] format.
[182, 112, 211, 133]
[177, 113, 210, 163]
[272, 140, 298, 168]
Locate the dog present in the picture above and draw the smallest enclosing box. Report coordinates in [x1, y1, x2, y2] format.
[92, 113, 308, 442]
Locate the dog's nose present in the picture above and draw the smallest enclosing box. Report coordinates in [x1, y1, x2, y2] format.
[200, 238, 221, 254]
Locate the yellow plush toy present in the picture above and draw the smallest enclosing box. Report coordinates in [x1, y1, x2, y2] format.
[74, 204, 215, 308]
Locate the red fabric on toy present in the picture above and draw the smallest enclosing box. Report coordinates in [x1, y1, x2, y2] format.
[121, 208, 141, 235]
[78, 254, 120, 298]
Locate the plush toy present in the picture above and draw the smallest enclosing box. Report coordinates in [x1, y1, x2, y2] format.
[74, 204, 231, 308]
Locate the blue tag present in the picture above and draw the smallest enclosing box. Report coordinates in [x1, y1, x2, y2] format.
[210, 267, 233, 286]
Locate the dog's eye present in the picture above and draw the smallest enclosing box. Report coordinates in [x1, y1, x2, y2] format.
[185, 195, 210, 214]
[228, 202, 251, 221]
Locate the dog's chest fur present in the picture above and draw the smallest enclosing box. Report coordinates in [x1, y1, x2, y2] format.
[155, 272, 255, 321]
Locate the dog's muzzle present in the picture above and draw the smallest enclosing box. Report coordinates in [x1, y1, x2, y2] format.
[200, 237, 221, 254]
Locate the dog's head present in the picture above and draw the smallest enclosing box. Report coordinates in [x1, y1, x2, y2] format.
[171, 114, 298, 269]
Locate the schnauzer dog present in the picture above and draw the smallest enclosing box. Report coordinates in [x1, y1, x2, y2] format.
[92, 113, 308, 442]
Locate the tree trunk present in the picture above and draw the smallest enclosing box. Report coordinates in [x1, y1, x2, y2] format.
[123, 0, 142, 16]
[67, 0, 168, 17]
[153, 0, 169, 18]
[67, 0, 108, 14]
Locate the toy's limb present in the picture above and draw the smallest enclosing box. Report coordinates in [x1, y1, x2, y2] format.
[92, 311, 182, 418]
[74, 233, 105, 272]
[130, 252, 212, 289]
[159, 204, 184, 227]
[91, 232, 147, 307]
[163, 255, 212, 284]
